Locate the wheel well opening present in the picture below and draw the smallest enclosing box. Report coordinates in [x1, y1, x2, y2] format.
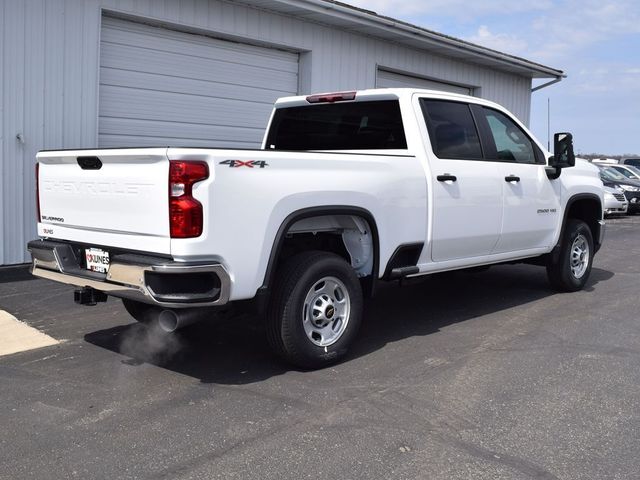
[273, 214, 377, 296]
[279, 231, 351, 266]
[566, 198, 601, 240]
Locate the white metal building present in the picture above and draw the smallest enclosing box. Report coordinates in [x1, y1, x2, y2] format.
[0, 0, 563, 265]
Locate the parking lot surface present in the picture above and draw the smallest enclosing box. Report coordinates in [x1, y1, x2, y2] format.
[1, 215, 639, 480]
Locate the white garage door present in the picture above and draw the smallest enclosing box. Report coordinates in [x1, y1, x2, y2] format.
[377, 69, 473, 96]
[99, 17, 299, 148]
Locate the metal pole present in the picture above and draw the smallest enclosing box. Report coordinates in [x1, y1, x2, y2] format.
[547, 97, 550, 151]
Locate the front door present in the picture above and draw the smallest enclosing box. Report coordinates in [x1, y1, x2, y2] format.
[476, 106, 560, 253]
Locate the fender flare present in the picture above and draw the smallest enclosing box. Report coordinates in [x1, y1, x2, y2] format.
[554, 193, 603, 258]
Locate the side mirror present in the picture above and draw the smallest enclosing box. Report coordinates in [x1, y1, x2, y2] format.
[550, 132, 576, 168]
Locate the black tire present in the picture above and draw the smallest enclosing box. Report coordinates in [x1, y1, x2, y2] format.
[267, 251, 363, 369]
[546, 219, 594, 291]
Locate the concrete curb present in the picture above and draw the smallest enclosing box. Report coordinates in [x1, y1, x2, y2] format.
[0, 310, 59, 357]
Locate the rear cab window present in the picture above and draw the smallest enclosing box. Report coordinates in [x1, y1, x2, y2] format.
[265, 100, 407, 151]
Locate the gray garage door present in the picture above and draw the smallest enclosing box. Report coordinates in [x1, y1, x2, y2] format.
[99, 17, 299, 148]
[377, 69, 473, 96]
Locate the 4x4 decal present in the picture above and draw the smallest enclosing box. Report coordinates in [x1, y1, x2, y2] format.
[220, 160, 268, 168]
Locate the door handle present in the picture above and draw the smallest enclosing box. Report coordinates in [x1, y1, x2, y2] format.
[437, 174, 457, 182]
[505, 175, 520, 183]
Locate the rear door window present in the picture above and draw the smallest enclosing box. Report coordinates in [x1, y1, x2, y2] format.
[420, 100, 483, 159]
[265, 100, 407, 150]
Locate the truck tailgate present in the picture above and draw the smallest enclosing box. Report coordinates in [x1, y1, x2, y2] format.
[37, 148, 171, 254]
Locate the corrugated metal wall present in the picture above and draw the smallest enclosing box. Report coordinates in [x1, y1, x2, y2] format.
[0, 0, 533, 265]
[376, 69, 473, 95]
[99, 16, 299, 148]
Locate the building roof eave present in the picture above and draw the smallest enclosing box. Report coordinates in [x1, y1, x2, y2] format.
[258, 0, 564, 80]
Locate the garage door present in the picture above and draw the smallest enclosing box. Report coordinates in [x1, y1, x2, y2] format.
[99, 17, 299, 148]
[377, 69, 473, 95]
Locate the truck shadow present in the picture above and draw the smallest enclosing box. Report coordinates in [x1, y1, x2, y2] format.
[0, 265, 34, 284]
[84, 264, 613, 385]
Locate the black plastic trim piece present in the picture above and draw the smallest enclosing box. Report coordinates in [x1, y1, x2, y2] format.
[383, 242, 424, 279]
[436, 174, 457, 182]
[389, 266, 420, 280]
[555, 193, 603, 258]
[145, 270, 221, 304]
[545, 166, 561, 180]
[77, 156, 103, 170]
[469, 103, 494, 159]
[260, 206, 380, 297]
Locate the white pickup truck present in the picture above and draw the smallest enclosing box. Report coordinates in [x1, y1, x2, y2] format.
[29, 88, 604, 368]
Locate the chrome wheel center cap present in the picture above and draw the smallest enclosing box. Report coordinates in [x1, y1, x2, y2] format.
[311, 294, 335, 327]
[302, 276, 351, 347]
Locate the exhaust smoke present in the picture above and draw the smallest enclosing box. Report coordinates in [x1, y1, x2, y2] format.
[119, 321, 183, 365]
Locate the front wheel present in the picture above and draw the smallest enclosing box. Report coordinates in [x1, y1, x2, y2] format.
[267, 251, 363, 369]
[546, 219, 594, 291]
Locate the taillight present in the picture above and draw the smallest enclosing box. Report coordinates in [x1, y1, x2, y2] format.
[35, 163, 41, 222]
[169, 161, 209, 238]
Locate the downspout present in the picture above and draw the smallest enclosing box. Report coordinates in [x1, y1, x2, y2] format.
[531, 76, 564, 92]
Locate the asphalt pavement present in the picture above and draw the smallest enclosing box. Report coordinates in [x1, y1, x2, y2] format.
[1, 215, 639, 480]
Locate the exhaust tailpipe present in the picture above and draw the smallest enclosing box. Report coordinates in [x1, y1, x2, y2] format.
[156, 308, 209, 333]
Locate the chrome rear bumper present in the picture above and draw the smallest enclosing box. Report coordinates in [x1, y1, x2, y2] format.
[28, 240, 230, 308]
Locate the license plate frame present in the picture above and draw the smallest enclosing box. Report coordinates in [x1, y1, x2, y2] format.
[85, 247, 110, 274]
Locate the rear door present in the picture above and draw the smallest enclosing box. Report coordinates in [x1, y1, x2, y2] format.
[37, 148, 171, 254]
[419, 98, 503, 262]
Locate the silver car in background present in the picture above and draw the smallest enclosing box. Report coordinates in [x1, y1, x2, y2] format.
[604, 186, 628, 216]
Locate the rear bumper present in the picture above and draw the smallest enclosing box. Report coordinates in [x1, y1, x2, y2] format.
[28, 240, 230, 308]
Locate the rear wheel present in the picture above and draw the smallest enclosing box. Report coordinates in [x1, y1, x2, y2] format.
[546, 219, 594, 291]
[267, 251, 363, 369]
